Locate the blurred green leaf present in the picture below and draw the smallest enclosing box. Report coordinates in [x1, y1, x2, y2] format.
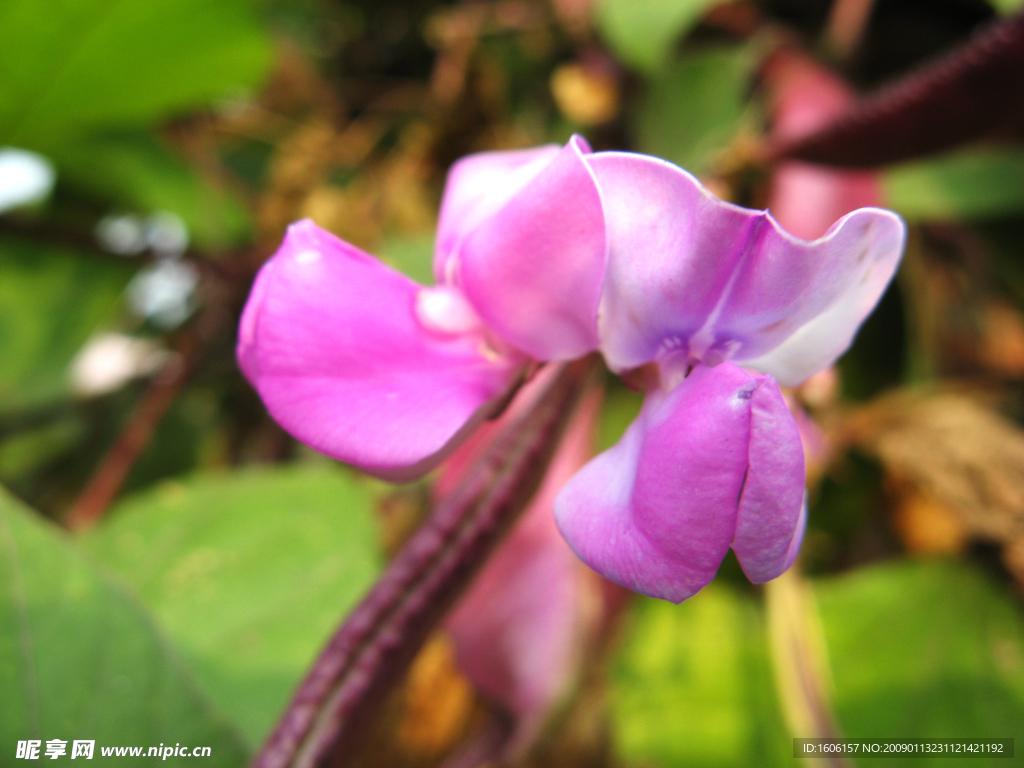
[86, 466, 383, 747]
[0, 417, 85, 482]
[0, 239, 132, 412]
[611, 586, 790, 767]
[991, 0, 1024, 14]
[636, 45, 757, 176]
[597, 378, 643, 452]
[596, 0, 721, 73]
[377, 232, 435, 285]
[0, 487, 248, 765]
[0, 0, 271, 149]
[52, 133, 251, 250]
[884, 147, 1024, 221]
[816, 560, 1024, 760]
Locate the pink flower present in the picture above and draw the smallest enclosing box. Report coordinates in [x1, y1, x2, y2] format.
[237, 137, 604, 481]
[764, 48, 883, 239]
[238, 137, 904, 602]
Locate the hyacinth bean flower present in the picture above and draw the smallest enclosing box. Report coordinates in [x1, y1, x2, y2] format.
[238, 136, 905, 603]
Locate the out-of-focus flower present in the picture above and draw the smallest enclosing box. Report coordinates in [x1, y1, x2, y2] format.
[69, 333, 170, 396]
[764, 49, 883, 239]
[96, 214, 148, 256]
[238, 137, 904, 602]
[128, 257, 199, 329]
[97, 211, 191, 257]
[0, 148, 55, 213]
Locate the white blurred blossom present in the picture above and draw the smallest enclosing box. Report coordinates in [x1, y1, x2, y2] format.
[128, 257, 200, 328]
[96, 211, 190, 257]
[70, 333, 170, 396]
[96, 214, 147, 255]
[0, 148, 55, 213]
[145, 211, 189, 255]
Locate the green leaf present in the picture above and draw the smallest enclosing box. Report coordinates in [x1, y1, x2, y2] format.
[0, 487, 248, 765]
[597, 378, 643, 452]
[0, 239, 132, 412]
[377, 232, 436, 285]
[86, 466, 383, 747]
[611, 586, 790, 767]
[883, 146, 1024, 221]
[52, 132, 252, 250]
[636, 45, 758, 176]
[815, 560, 1024, 758]
[596, 0, 721, 73]
[0, 0, 272, 149]
[990, 0, 1024, 14]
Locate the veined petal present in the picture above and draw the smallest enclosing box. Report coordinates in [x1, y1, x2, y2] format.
[587, 152, 904, 384]
[587, 152, 754, 372]
[435, 144, 561, 283]
[733, 212, 902, 385]
[238, 220, 520, 480]
[730, 375, 806, 582]
[721, 208, 905, 384]
[554, 362, 755, 603]
[457, 135, 606, 361]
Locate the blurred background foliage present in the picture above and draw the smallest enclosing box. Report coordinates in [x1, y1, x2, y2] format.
[3, 0, 1024, 765]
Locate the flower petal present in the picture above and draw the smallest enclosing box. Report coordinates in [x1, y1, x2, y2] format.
[554, 362, 756, 603]
[721, 208, 905, 384]
[238, 220, 520, 479]
[733, 214, 902, 385]
[435, 144, 561, 283]
[587, 152, 754, 372]
[587, 152, 904, 384]
[730, 375, 806, 582]
[456, 135, 606, 360]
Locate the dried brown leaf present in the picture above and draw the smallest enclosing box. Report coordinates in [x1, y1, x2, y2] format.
[846, 392, 1024, 543]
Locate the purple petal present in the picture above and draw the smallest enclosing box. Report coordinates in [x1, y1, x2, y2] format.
[456, 135, 607, 361]
[586, 152, 904, 384]
[586, 152, 755, 372]
[730, 375, 806, 582]
[720, 208, 905, 384]
[554, 362, 757, 603]
[435, 144, 561, 283]
[238, 220, 520, 480]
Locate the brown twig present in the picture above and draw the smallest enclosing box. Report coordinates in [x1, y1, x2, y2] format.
[63, 305, 229, 531]
[251, 356, 599, 768]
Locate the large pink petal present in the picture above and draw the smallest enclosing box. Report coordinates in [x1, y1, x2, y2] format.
[586, 152, 904, 385]
[435, 144, 561, 283]
[456, 136, 606, 361]
[730, 375, 806, 582]
[238, 220, 520, 479]
[554, 362, 756, 603]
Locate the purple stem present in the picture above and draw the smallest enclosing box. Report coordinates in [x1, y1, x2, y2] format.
[251, 357, 598, 768]
[771, 10, 1024, 168]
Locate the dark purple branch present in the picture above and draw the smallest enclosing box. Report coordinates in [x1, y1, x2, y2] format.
[251, 357, 599, 768]
[770, 11, 1024, 168]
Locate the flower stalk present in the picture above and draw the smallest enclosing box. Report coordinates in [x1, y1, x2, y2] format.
[252, 356, 600, 768]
